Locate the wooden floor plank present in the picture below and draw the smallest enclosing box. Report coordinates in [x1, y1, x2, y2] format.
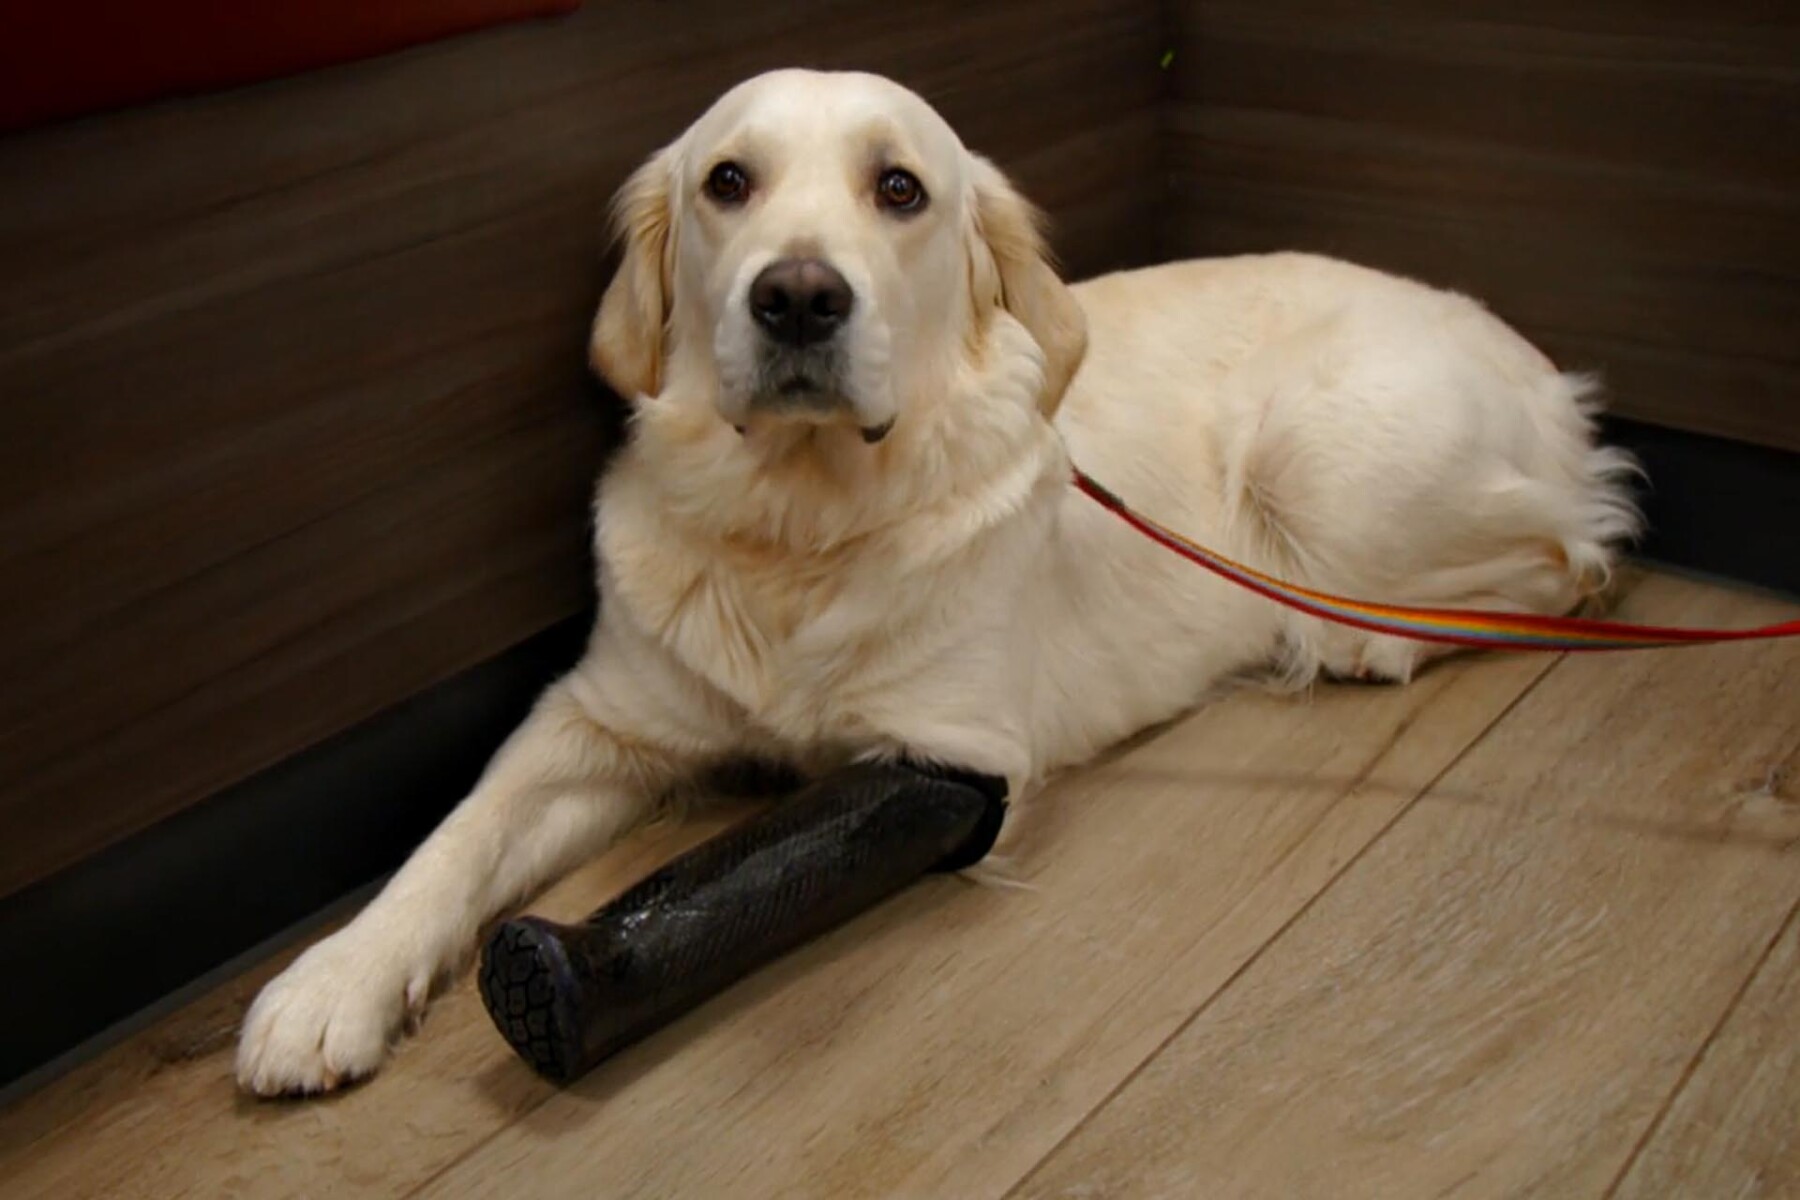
[0, 808, 753, 1200]
[1609, 898, 1800, 1200]
[1011, 573, 1800, 1200]
[408, 657, 1554, 1199]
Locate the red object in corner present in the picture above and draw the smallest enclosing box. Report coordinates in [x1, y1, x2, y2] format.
[0, 0, 582, 134]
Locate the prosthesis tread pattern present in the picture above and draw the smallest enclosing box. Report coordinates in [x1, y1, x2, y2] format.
[478, 920, 579, 1081]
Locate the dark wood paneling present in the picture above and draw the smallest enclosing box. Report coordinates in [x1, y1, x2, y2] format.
[1165, 1, 1800, 451]
[0, 0, 1163, 897]
[0, 615, 590, 1090]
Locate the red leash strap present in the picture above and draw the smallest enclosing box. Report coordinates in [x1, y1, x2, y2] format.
[1074, 469, 1800, 652]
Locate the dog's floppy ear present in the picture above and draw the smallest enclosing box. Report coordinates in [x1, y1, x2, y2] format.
[968, 155, 1088, 418]
[590, 147, 678, 400]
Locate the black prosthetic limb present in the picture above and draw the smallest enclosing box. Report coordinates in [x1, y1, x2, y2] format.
[479, 760, 1007, 1082]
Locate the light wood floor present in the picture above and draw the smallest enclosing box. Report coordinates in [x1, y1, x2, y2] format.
[3, 570, 1797, 1199]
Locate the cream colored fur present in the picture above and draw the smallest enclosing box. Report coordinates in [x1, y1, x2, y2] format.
[237, 70, 1639, 1096]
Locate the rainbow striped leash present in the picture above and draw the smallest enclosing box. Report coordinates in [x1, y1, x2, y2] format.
[1074, 469, 1800, 652]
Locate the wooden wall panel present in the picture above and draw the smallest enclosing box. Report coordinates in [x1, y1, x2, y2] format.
[1166, 1, 1800, 451]
[0, 0, 1162, 897]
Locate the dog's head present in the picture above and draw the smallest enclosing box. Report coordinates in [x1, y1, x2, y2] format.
[590, 69, 1087, 446]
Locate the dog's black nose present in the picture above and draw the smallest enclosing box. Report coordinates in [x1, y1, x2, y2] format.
[749, 258, 854, 347]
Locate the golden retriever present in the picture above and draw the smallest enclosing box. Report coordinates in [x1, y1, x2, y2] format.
[237, 68, 1639, 1095]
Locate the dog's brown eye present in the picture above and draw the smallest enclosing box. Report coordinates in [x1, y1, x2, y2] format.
[876, 168, 926, 213]
[706, 161, 750, 205]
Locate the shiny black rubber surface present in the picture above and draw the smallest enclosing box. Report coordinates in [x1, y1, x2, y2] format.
[479, 761, 1007, 1082]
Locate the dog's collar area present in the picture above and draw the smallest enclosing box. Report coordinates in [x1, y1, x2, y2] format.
[727, 418, 895, 443]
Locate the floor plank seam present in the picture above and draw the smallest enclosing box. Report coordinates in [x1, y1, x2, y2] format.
[1598, 889, 1800, 1199]
[401, 1107, 531, 1200]
[996, 654, 1570, 1200]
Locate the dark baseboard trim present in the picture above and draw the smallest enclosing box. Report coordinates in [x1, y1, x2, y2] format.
[0, 612, 591, 1089]
[1, 418, 1793, 1092]
[1604, 418, 1800, 599]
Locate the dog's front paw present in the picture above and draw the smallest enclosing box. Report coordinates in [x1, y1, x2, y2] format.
[235, 928, 431, 1097]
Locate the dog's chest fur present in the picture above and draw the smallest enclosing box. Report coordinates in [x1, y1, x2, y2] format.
[600, 508, 920, 745]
